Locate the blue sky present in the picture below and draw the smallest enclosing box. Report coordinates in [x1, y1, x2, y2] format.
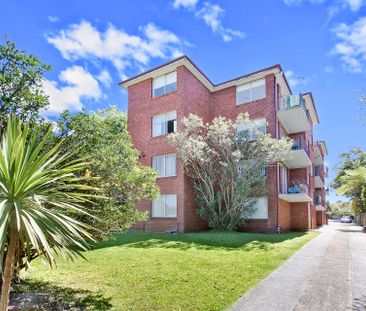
[1, 0, 366, 202]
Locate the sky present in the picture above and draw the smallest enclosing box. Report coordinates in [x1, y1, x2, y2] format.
[1, 0, 366, 202]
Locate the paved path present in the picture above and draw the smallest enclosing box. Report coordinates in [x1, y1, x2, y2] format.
[230, 222, 366, 311]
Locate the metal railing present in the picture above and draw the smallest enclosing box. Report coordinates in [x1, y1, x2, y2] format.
[291, 136, 310, 156]
[279, 95, 307, 114]
[315, 194, 322, 205]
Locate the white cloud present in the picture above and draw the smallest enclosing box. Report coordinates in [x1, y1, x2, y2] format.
[97, 69, 113, 88]
[285, 70, 310, 87]
[195, 2, 245, 42]
[173, 0, 199, 9]
[48, 16, 59, 23]
[324, 66, 334, 73]
[42, 66, 102, 114]
[331, 17, 366, 73]
[345, 0, 364, 11]
[46, 21, 186, 78]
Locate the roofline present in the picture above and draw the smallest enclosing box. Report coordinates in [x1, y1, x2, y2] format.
[119, 55, 292, 94]
[302, 92, 320, 124]
[119, 55, 214, 86]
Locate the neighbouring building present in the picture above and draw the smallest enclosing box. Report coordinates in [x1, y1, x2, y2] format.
[120, 55, 328, 232]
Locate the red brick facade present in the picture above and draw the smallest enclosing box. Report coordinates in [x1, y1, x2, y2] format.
[123, 56, 328, 232]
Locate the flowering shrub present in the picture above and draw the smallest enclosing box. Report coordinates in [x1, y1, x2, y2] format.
[169, 113, 292, 231]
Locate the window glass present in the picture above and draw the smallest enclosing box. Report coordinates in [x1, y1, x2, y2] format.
[236, 79, 266, 105]
[247, 197, 268, 219]
[152, 115, 165, 137]
[251, 79, 266, 101]
[153, 75, 165, 97]
[165, 72, 177, 93]
[165, 155, 177, 177]
[237, 118, 266, 140]
[152, 156, 165, 177]
[153, 72, 177, 97]
[165, 195, 177, 217]
[152, 196, 165, 217]
[152, 195, 177, 217]
[152, 112, 176, 137]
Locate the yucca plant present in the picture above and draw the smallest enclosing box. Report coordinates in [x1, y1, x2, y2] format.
[0, 115, 98, 310]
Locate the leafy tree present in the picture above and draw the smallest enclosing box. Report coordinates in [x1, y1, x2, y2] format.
[0, 115, 97, 310]
[169, 113, 292, 231]
[0, 38, 51, 131]
[333, 148, 366, 215]
[336, 166, 366, 214]
[56, 107, 159, 234]
[329, 201, 353, 217]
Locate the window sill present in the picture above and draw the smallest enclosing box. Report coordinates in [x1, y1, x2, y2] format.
[151, 90, 177, 101]
[236, 97, 267, 106]
[151, 133, 175, 139]
[150, 217, 177, 220]
[157, 175, 177, 180]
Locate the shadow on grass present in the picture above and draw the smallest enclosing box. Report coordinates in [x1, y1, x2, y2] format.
[92, 230, 308, 252]
[14, 279, 113, 311]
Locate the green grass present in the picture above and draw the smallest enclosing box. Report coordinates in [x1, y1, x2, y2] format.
[18, 230, 317, 311]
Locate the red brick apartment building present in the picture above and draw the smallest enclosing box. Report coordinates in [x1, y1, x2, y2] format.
[120, 56, 328, 233]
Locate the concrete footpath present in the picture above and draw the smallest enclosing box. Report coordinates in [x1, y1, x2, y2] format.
[229, 222, 366, 311]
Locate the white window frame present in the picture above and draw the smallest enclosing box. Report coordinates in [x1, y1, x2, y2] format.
[152, 111, 177, 137]
[152, 154, 177, 178]
[236, 78, 266, 105]
[151, 194, 177, 218]
[152, 71, 177, 98]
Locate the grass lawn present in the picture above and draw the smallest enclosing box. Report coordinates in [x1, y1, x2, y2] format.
[17, 230, 317, 311]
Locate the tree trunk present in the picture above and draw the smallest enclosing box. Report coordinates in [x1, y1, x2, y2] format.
[0, 220, 18, 311]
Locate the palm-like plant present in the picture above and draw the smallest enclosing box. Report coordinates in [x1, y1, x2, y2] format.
[0, 115, 97, 310]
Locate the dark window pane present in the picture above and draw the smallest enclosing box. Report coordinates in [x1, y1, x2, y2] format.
[167, 119, 176, 133]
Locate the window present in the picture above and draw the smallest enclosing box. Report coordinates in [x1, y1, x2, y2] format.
[152, 194, 177, 217]
[152, 111, 177, 137]
[153, 71, 177, 97]
[236, 79, 266, 105]
[152, 154, 177, 178]
[247, 197, 268, 219]
[237, 118, 266, 140]
[237, 160, 266, 179]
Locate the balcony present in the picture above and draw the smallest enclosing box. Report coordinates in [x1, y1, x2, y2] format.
[315, 194, 326, 211]
[277, 95, 311, 134]
[279, 182, 312, 203]
[314, 165, 325, 188]
[283, 137, 312, 169]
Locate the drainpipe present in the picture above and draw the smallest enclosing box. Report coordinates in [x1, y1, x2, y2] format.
[274, 75, 280, 232]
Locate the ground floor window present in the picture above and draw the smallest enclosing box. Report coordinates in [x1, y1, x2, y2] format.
[246, 197, 268, 219]
[152, 194, 177, 217]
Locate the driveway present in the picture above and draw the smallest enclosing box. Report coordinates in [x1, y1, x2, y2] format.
[230, 221, 366, 311]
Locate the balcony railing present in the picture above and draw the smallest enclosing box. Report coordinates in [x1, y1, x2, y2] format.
[291, 136, 309, 156]
[279, 182, 312, 202]
[279, 95, 307, 116]
[314, 194, 322, 206]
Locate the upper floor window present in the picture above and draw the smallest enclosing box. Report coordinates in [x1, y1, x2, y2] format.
[152, 111, 177, 137]
[152, 154, 177, 178]
[152, 194, 177, 218]
[236, 79, 266, 105]
[237, 118, 266, 140]
[153, 71, 177, 97]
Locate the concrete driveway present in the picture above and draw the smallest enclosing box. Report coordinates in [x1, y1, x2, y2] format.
[230, 221, 366, 311]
